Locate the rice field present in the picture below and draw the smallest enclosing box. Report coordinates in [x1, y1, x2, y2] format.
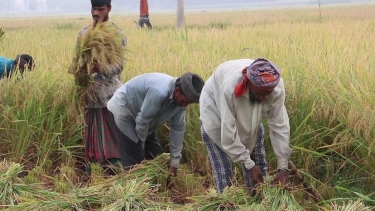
[0, 3, 375, 210]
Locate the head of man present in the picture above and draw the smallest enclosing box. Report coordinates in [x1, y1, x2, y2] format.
[247, 58, 281, 103]
[15, 54, 35, 75]
[173, 72, 205, 107]
[91, 0, 111, 23]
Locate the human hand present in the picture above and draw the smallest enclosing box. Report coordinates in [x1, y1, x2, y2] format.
[249, 165, 264, 185]
[168, 166, 177, 177]
[91, 64, 100, 73]
[166, 166, 183, 204]
[166, 167, 177, 189]
[271, 169, 289, 186]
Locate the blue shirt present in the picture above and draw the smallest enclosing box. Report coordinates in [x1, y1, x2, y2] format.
[0, 56, 15, 78]
[107, 73, 186, 168]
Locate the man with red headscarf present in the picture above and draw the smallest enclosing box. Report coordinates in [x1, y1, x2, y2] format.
[199, 58, 292, 194]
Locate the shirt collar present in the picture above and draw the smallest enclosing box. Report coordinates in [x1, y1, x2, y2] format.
[169, 78, 178, 100]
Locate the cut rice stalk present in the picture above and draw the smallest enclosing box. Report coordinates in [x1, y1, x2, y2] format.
[0, 160, 33, 206]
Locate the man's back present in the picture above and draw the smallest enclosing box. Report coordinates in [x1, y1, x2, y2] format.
[0, 56, 15, 78]
[108, 72, 186, 143]
[111, 73, 178, 116]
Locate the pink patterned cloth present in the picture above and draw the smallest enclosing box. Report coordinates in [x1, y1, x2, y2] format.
[247, 58, 280, 91]
[84, 108, 120, 163]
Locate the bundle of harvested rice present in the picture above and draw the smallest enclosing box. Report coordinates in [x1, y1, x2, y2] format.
[68, 22, 126, 105]
[329, 199, 373, 211]
[126, 153, 170, 184]
[100, 178, 160, 211]
[184, 186, 250, 211]
[183, 176, 304, 211]
[0, 160, 34, 206]
[253, 177, 304, 211]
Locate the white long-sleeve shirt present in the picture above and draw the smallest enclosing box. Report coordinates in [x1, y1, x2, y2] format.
[199, 59, 291, 170]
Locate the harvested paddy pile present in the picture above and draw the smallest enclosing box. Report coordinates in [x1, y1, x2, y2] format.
[68, 22, 126, 106]
[0, 160, 34, 206]
[1, 158, 373, 210]
[184, 176, 304, 211]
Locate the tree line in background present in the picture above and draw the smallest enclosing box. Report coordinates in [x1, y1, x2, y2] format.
[0, 0, 361, 14]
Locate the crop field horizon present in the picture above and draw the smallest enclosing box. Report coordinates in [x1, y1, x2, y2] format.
[0, 3, 374, 210]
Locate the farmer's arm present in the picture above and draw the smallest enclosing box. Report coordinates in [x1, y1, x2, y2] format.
[267, 83, 292, 172]
[135, 89, 165, 143]
[168, 109, 186, 169]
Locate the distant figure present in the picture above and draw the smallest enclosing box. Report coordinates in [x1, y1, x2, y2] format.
[0, 54, 35, 78]
[139, 0, 152, 29]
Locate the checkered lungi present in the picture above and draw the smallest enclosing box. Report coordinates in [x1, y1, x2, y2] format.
[84, 108, 120, 164]
[201, 123, 268, 193]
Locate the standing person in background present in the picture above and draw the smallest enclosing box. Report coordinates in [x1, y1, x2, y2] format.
[199, 58, 291, 194]
[0, 54, 35, 78]
[107, 72, 204, 177]
[70, 0, 127, 175]
[139, 0, 152, 29]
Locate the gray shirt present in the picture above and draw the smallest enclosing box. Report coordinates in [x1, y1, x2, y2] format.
[107, 73, 186, 168]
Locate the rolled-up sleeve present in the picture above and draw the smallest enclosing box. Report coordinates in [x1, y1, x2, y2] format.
[267, 90, 292, 170]
[168, 109, 186, 168]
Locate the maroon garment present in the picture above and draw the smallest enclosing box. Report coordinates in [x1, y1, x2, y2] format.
[140, 0, 149, 16]
[84, 108, 120, 163]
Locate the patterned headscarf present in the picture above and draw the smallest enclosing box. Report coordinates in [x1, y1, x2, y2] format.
[247, 58, 280, 90]
[234, 58, 281, 97]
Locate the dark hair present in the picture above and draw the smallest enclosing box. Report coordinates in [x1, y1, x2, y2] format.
[20, 54, 34, 65]
[15, 54, 35, 74]
[91, 0, 111, 7]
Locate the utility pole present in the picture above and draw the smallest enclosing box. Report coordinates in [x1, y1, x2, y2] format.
[177, 0, 185, 29]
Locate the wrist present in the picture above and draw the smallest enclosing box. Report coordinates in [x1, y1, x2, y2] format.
[278, 169, 289, 173]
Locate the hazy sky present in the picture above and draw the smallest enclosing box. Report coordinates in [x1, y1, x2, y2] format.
[1, 0, 375, 15]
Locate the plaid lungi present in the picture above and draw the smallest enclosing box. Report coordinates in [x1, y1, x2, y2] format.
[84, 108, 120, 163]
[201, 123, 268, 193]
